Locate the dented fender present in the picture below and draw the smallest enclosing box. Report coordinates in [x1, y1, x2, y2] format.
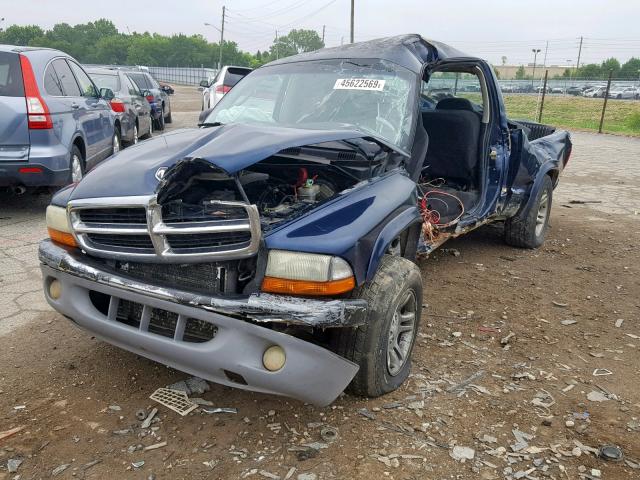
[264, 170, 418, 285]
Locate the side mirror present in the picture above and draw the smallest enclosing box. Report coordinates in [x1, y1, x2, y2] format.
[100, 88, 115, 101]
[142, 90, 152, 98]
[198, 108, 214, 125]
[199, 79, 210, 88]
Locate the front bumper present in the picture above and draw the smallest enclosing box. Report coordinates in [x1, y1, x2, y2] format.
[39, 240, 364, 406]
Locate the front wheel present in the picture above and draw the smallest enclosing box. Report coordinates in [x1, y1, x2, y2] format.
[69, 145, 84, 184]
[332, 255, 423, 397]
[504, 175, 553, 248]
[112, 129, 121, 154]
[154, 113, 165, 131]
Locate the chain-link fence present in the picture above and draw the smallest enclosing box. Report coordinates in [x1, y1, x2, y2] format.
[83, 64, 218, 86]
[504, 71, 640, 135]
[147, 66, 217, 86]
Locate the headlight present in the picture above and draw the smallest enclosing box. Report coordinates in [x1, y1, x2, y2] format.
[46, 205, 77, 248]
[261, 250, 355, 296]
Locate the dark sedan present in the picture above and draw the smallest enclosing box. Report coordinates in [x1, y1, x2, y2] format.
[127, 71, 172, 131]
[87, 68, 153, 147]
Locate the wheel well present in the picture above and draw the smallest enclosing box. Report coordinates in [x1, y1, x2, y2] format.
[114, 119, 121, 134]
[73, 137, 85, 160]
[547, 169, 559, 188]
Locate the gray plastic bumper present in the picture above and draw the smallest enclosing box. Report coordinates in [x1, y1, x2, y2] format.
[39, 241, 361, 406]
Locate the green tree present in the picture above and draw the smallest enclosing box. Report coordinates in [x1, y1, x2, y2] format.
[0, 25, 44, 45]
[600, 57, 621, 76]
[515, 65, 527, 80]
[269, 29, 324, 59]
[620, 57, 640, 79]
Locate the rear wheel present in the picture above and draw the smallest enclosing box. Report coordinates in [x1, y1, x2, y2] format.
[504, 175, 553, 248]
[154, 113, 165, 131]
[69, 145, 84, 184]
[165, 107, 172, 124]
[332, 255, 422, 397]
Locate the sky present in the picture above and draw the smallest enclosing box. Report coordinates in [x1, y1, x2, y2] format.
[2, 0, 639, 66]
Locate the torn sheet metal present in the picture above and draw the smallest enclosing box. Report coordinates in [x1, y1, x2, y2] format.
[39, 240, 366, 328]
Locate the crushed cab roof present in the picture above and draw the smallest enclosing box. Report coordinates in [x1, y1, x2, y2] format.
[265, 34, 476, 74]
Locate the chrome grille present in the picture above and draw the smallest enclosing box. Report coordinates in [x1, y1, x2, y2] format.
[68, 195, 261, 262]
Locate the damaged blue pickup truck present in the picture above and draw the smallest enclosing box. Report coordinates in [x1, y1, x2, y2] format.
[39, 35, 572, 406]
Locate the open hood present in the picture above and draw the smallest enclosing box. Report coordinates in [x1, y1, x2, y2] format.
[69, 123, 369, 200]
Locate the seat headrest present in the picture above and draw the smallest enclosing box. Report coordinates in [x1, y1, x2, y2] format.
[436, 97, 475, 112]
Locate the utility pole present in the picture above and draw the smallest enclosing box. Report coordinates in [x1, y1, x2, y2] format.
[218, 5, 225, 71]
[275, 30, 279, 59]
[322, 25, 325, 43]
[542, 40, 548, 67]
[576, 36, 583, 70]
[350, 0, 354, 43]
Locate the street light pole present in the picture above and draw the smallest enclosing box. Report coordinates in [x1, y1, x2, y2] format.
[350, 0, 354, 43]
[531, 48, 541, 87]
[204, 17, 224, 71]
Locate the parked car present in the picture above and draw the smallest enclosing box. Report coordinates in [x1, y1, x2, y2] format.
[159, 82, 174, 95]
[608, 86, 638, 99]
[127, 71, 172, 130]
[86, 68, 153, 147]
[40, 35, 571, 406]
[200, 65, 252, 110]
[566, 85, 583, 96]
[550, 87, 564, 94]
[0, 45, 117, 190]
[583, 86, 606, 98]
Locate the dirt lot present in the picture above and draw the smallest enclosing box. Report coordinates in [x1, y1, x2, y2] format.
[1, 85, 639, 480]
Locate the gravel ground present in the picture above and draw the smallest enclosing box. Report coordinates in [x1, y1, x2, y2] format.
[0, 85, 639, 480]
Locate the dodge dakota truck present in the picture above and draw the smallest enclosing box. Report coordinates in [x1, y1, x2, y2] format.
[39, 35, 572, 406]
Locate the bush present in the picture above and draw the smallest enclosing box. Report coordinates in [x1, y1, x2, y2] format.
[626, 112, 640, 132]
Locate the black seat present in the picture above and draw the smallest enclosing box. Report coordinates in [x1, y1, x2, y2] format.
[421, 98, 481, 187]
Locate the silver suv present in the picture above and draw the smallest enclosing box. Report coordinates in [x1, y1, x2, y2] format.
[0, 45, 117, 190]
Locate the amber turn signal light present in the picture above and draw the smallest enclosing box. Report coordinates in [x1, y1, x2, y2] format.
[261, 276, 355, 296]
[48, 227, 78, 248]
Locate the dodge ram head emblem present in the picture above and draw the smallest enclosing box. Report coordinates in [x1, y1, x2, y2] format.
[155, 167, 168, 181]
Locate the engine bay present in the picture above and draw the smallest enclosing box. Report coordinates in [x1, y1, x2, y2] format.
[157, 140, 398, 232]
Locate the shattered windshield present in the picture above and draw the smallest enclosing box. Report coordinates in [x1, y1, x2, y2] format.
[204, 59, 417, 152]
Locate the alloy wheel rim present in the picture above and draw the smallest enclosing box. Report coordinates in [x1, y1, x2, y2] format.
[535, 191, 549, 236]
[71, 155, 83, 183]
[113, 134, 120, 153]
[387, 290, 417, 376]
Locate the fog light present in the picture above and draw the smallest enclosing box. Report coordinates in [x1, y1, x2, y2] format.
[49, 279, 62, 300]
[262, 345, 286, 372]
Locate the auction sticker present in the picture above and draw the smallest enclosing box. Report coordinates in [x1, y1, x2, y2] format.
[333, 78, 385, 91]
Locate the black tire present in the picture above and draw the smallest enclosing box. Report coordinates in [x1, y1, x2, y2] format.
[68, 144, 84, 184]
[332, 255, 423, 397]
[154, 113, 165, 131]
[505, 175, 553, 248]
[165, 108, 172, 123]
